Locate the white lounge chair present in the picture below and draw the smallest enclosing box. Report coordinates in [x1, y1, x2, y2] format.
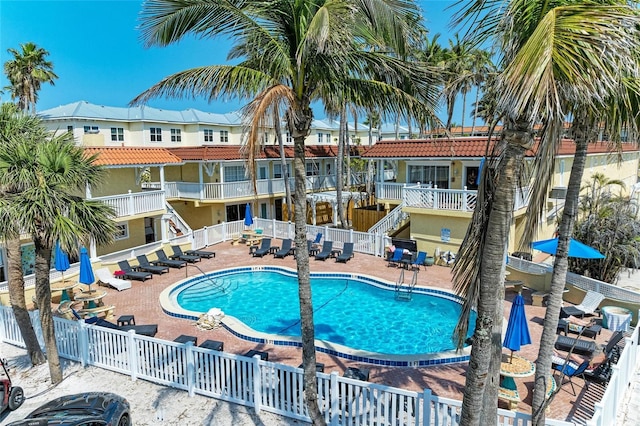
[560, 290, 605, 318]
[95, 267, 132, 291]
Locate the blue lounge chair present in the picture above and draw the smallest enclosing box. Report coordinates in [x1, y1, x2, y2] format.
[387, 248, 403, 267]
[410, 251, 428, 270]
[335, 242, 354, 263]
[553, 360, 590, 395]
[117, 260, 152, 282]
[155, 250, 187, 268]
[136, 254, 169, 275]
[274, 239, 293, 258]
[314, 241, 333, 261]
[170, 245, 201, 263]
[311, 232, 323, 248]
[253, 238, 272, 257]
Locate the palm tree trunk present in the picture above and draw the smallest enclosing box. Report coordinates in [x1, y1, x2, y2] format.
[460, 124, 530, 426]
[461, 92, 467, 132]
[532, 120, 589, 425]
[275, 108, 292, 218]
[336, 107, 346, 228]
[471, 88, 480, 136]
[6, 237, 46, 365]
[291, 108, 324, 425]
[33, 238, 62, 384]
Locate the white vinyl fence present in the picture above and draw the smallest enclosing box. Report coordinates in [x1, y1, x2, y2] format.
[0, 306, 576, 426]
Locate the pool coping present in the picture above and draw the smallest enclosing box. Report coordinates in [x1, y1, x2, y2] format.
[159, 265, 472, 367]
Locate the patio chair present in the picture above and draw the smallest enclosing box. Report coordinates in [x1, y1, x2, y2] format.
[554, 334, 598, 356]
[560, 290, 605, 318]
[556, 317, 602, 339]
[95, 267, 131, 291]
[553, 360, 590, 395]
[170, 245, 201, 263]
[310, 232, 323, 248]
[155, 250, 187, 268]
[314, 241, 333, 261]
[336, 242, 354, 263]
[274, 239, 293, 258]
[85, 316, 158, 337]
[136, 254, 169, 275]
[252, 238, 272, 257]
[184, 247, 216, 258]
[117, 260, 152, 282]
[387, 248, 403, 267]
[410, 251, 428, 270]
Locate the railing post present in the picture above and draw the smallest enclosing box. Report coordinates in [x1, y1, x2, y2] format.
[422, 388, 432, 426]
[288, 221, 294, 239]
[329, 372, 339, 426]
[78, 320, 88, 367]
[222, 222, 227, 242]
[186, 341, 196, 396]
[127, 330, 138, 381]
[349, 228, 354, 243]
[203, 226, 209, 247]
[253, 355, 262, 413]
[128, 190, 135, 216]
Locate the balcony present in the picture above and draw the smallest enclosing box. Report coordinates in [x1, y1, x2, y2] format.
[92, 190, 165, 218]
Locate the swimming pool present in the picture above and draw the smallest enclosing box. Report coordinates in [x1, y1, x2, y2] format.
[161, 266, 474, 366]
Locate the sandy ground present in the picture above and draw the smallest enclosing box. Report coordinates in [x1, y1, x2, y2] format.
[0, 342, 304, 425]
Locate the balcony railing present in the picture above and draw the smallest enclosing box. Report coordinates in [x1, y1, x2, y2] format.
[92, 190, 165, 218]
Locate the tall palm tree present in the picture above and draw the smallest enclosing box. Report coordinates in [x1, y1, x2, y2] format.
[443, 34, 473, 131]
[0, 117, 115, 384]
[3, 42, 58, 114]
[0, 103, 46, 366]
[132, 1, 438, 423]
[451, 2, 639, 425]
[469, 49, 494, 136]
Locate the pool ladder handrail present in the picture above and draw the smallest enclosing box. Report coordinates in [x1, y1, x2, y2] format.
[394, 268, 418, 301]
[188, 263, 235, 295]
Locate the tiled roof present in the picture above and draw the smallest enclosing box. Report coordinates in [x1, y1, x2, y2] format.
[168, 145, 365, 161]
[83, 147, 183, 166]
[361, 138, 639, 158]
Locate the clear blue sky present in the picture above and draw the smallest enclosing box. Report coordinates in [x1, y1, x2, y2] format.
[0, 1, 463, 121]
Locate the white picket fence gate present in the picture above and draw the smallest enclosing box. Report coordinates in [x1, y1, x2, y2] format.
[0, 306, 578, 426]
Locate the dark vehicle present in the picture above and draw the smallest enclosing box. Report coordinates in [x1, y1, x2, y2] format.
[7, 392, 130, 426]
[0, 358, 24, 415]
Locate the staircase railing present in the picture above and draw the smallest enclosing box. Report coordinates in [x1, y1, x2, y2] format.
[368, 201, 408, 235]
[166, 204, 192, 238]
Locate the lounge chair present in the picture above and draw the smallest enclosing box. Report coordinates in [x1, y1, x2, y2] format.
[336, 242, 354, 263]
[252, 238, 272, 257]
[95, 267, 132, 291]
[560, 290, 605, 318]
[170, 245, 201, 263]
[410, 251, 428, 270]
[274, 239, 293, 258]
[310, 232, 323, 249]
[553, 360, 590, 395]
[185, 247, 216, 258]
[85, 316, 158, 337]
[136, 254, 169, 275]
[557, 317, 602, 339]
[155, 250, 187, 268]
[314, 241, 333, 261]
[554, 334, 598, 356]
[387, 248, 403, 267]
[117, 260, 152, 282]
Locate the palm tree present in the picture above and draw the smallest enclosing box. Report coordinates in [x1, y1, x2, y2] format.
[469, 49, 494, 136]
[0, 115, 115, 384]
[132, 1, 438, 423]
[451, 2, 639, 425]
[3, 42, 58, 113]
[443, 34, 473, 131]
[0, 103, 46, 366]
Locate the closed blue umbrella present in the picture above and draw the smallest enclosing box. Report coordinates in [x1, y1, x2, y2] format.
[503, 293, 531, 361]
[54, 241, 71, 301]
[244, 203, 253, 227]
[531, 237, 605, 259]
[78, 247, 95, 294]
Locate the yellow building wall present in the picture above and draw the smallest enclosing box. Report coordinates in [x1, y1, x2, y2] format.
[97, 217, 147, 255]
[396, 162, 406, 183]
[407, 208, 471, 255]
[170, 201, 218, 229]
[92, 168, 141, 197]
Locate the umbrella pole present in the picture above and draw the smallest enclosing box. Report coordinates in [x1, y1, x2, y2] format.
[510, 350, 514, 363]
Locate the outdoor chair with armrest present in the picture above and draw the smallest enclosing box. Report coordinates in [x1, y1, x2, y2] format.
[252, 238, 272, 257]
[136, 254, 169, 275]
[314, 241, 333, 261]
[95, 267, 131, 291]
[335, 242, 354, 263]
[85, 316, 158, 337]
[117, 260, 152, 282]
[274, 239, 293, 258]
[155, 250, 187, 268]
[184, 247, 215, 258]
[553, 360, 590, 395]
[170, 245, 201, 263]
[560, 290, 605, 318]
[387, 248, 403, 267]
[410, 251, 428, 270]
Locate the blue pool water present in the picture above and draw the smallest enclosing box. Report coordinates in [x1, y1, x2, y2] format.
[175, 270, 474, 355]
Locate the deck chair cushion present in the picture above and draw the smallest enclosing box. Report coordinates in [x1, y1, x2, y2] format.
[555, 334, 597, 356]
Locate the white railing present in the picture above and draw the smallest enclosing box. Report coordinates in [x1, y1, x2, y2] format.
[368, 201, 408, 234]
[588, 320, 640, 426]
[376, 182, 410, 201]
[92, 190, 165, 218]
[166, 205, 192, 237]
[0, 306, 573, 426]
[404, 186, 477, 212]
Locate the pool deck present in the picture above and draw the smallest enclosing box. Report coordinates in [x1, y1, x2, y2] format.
[90, 240, 615, 423]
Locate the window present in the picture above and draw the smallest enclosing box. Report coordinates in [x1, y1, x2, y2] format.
[408, 165, 449, 188]
[83, 125, 99, 134]
[170, 128, 181, 142]
[67, 125, 73, 133]
[114, 223, 129, 241]
[223, 165, 246, 182]
[110, 127, 124, 142]
[306, 162, 319, 176]
[204, 129, 214, 142]
[326, 133, 332, 143]
[220, 130, 229, 143]
[317, 133, 323, 143]
[150, 127, 162, 142]
[286, 132, 292, 143]
[274, 163, 289, 178]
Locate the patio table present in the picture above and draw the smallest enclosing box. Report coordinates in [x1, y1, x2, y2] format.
[602, 306, 633, 332]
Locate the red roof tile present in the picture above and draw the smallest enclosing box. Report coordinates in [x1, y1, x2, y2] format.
[83, 147, 183, 166]
[168, 145, 363, 161]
